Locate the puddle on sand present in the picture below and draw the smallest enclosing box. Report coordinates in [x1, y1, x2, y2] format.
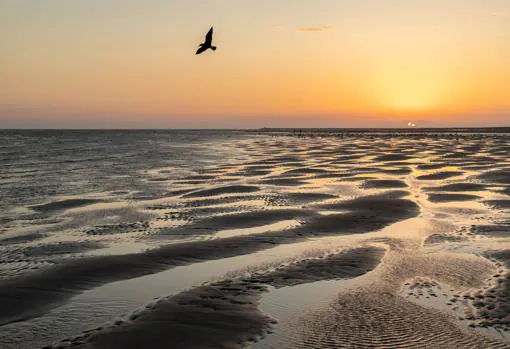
[252, 270, 377, 349]
[0, 238, 351, 349]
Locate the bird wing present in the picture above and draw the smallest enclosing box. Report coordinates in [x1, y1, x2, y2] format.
[205, 27, 213, 45]
[196, 45, 207, 55]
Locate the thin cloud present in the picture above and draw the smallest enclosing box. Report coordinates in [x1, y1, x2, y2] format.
[483, 10, 510, 18]
[296, 26, 333, 33]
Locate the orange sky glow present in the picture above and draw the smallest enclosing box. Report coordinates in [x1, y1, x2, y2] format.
[1, 0, 509, 128]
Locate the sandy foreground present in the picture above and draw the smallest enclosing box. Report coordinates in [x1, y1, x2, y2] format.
[1, 133, 510, 348]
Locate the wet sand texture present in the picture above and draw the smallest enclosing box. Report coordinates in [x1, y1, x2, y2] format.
[308, 190, 419, 234]
[2, 132, 510, 349]
[183, 185, 261, 198]
[49, 247, 385, 349]
[30, 199, 104, 213]
[478, 168, 510, 185]
[424, 183, 487, 192]
[0, 185, 419, 327]
[0, 190, 408, 326]
[361, 179, 408, 189]
[427, 193, 481, 203]
[417, 171, 464, 180]
[296, 289, 510, 349]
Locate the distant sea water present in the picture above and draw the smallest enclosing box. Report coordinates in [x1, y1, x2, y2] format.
[0, 130, 252, 214]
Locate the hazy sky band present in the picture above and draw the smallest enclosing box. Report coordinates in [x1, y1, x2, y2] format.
[1, 0, 509, 127]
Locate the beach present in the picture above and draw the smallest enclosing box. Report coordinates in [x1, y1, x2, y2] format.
[1, 130, 509, 348]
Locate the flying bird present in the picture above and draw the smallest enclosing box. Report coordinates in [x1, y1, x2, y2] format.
[196, 27, 217, 55]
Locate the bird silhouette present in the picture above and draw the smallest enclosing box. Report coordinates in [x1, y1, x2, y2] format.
[196, 27, 217, 55]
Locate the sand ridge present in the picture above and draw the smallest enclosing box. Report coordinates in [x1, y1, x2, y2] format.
[46, 246, 386, 349]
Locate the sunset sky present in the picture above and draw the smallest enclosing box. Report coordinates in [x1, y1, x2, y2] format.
[1, 0, 509, 128]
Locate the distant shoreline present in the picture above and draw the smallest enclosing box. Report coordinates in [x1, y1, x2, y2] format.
[1, 127, 510, 133]
[256, 127, 510, 133]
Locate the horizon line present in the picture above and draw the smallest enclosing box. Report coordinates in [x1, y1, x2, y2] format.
[1, 126, 510, 132]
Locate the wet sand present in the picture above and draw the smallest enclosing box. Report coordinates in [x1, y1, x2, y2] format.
[1, 131, 510, 348]
[50, 247, 385, 349]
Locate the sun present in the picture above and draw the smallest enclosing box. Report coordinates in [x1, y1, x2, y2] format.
[381, 78, 446, 113]
[386, 90, 438, 112]
[371, 66, 451, 115]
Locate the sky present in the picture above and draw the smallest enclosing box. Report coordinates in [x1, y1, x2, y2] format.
[1, 0, 509, 128]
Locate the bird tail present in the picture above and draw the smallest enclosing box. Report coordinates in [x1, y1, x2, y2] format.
[211, 46, 217, 51]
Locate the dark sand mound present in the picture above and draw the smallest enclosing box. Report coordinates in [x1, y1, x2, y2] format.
[338, 176, 376, 182]
[109, 191, 130, 195]
[311, 172, 353, 179]
[380, 167, 412, 175]
[424, 183, 487, 192]
[181, 175, 217, 181]
[478, 168, 510, 185]
[54, 283, 273, 349]
[249, 156, 304, 165]
[374, 154, 412, 162]
[318, 190, 410, 211]
[417, 171, 464, 180]
[0, 233, 46, 246]
[278, 192, 336, 205]
[85, 222, 149, 236]
[417, 163, 449, 170]
[30, 199, 103, 213]
[427, 193, 481, 203]
[265, 246, 385, 287]
[258, 178, 308, 186]
[483, 200, 510, 210]
[471, 224, 510, 237]
[362, 180, 407, 189]
[182, 194, 261, 208]
[129, 189, 193, 201]
[183, 185, 260, 198]
[351, 167, 382, 174]
[147, 177, 172, 182]
[464, 164, 500, 171]
[467, 156, 499, 164]
[170, 205, 259, 221]
[160, 209, 317, 235]
[303, 203, 418, 235]
[490, 250, 510, 266]
[242, 164, 278, 170]
[236, 167, 273, 176]
[424, 234, 465, 245]
[441, 152, 469, 159]
[283, 168, 330, 175]
[378, 161, 413, 167]
[50, 247, 385, 349]
[22, 241, 104, 257]
[305, 191, 419, 234]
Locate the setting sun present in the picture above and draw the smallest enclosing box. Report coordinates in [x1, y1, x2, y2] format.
[381, 77, 448, 113]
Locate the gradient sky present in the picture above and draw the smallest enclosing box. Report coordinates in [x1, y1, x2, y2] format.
[1, 0, 509, 128]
